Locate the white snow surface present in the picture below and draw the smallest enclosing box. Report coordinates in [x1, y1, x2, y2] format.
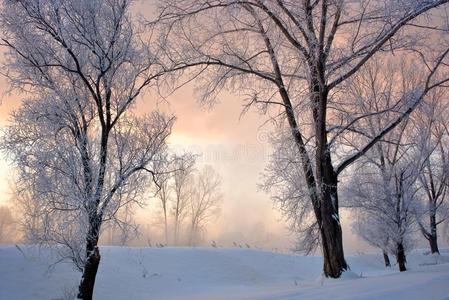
[1, 246, 449, 300]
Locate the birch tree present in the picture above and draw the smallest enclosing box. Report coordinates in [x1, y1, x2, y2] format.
[154, 0, 449, 277]
[0, 1, 177, 298]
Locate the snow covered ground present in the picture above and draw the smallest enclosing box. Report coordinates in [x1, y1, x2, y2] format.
[1, 246, 448, 300]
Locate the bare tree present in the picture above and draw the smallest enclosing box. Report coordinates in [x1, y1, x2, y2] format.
[153, 0, 449, 277]
[171, 153, 196, 245]
[0, 1, 178, 298]
[151, 159, 222, 246]
[153, 158, 173, 245]
[413, 92, 449, 254]
[188, 165, 223, 246]
[3, 95, 174, 297]
[342, 59, 449, 258]
[342, 59, 428, 272]
[348, 157, 420, 272]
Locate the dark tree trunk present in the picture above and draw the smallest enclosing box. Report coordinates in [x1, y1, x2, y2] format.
[383, 251, 391, 267]
[429, 233, 439, 254]
[396, 243, 407, 272]
[311, 75, 348, 278]
[272, 47, 349, 277]
[429, 211, 440, 254]
[319, 168, 348, 278]
[78, 246, 100, 300]
[78, 220, 102, 300]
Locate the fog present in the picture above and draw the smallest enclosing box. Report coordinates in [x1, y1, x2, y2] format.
[0, 76, 395, 254]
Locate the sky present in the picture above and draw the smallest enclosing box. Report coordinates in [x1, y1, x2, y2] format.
[0, 0, 392, 254]
[133, 85, 294, 249]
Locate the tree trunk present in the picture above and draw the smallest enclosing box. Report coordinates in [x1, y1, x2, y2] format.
[429, 233, 439, 254]
[78, 220, 101, 300]
[174, 197, 181, 245]
[383, 251, 391, 267]
[164, 209, 169, 246]
[319, 172, 348, 278]
[429, 209, 440, 254]
[318, 148, 348, 277]
[78, 246, 101, 300]
[312, 78, 348, 278]
[396, 242, 407, 272]
[189, 223, 196, 247]
[174, 214, 179, 246]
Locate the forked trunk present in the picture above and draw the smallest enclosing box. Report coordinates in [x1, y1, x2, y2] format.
[396, 242, 407, 272]
[310, 77, 348, 278]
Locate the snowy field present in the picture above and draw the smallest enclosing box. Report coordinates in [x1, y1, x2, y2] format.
[1, 246, 449, 300]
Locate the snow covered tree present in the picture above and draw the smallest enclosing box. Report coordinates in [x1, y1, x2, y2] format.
[153, 0, 449, 277]
[413, 92, 449, 254]
[2, 94, 174, 298]
[152, 159, 222, 246]
[342, 59, 429, 272]
[188, 165, 223, 246]
[153, 158, 174, 245]
[171, 153, 196, 245]
[348, 159, 420, 272]
[0, 1, 178, 298]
